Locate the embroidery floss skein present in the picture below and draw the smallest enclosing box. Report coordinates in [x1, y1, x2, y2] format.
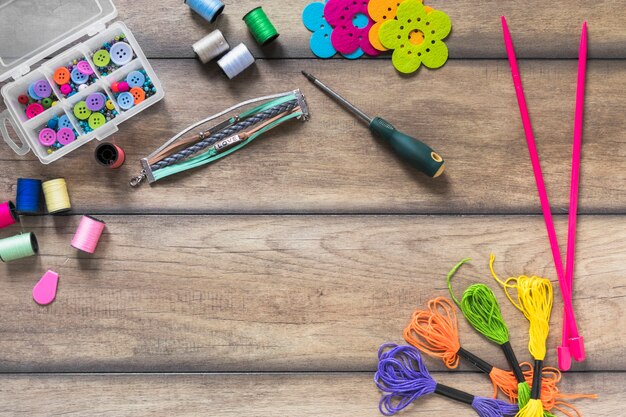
[192, 29, 230, 64]
[0, 201, 18, 229]
[184, 0, 224, 23]
[42, 178, 71, 214]
[0, 232, 38, 262]
[16, 178, 42, 214]
[71, 216, 105, 254]
[375, 343, 518, 417]
[403, 297, 593, 417]
[217, 43, 256, 79]
[243, 7, 280, 46]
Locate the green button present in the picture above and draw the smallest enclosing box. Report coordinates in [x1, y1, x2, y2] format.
[41, 98, 52, 108]
[73, 101, 92, 120]
[88, 112, 106, 130]
[92, 49, 110, 67]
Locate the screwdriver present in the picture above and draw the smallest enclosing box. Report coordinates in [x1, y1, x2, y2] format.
[302, 71, 445, 177]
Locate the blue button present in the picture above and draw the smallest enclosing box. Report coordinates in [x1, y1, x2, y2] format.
[28, 83, 42, 100]
[109, 42, 133, 66]
[47, 117, 59, 130]
[125, 70, 145, 88]
[58, 114, 73, 129]
[71, 67, 89, 84]
[117, 92, 134, 110]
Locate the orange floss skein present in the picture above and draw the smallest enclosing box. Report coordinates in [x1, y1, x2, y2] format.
[403, 297, 594, 417]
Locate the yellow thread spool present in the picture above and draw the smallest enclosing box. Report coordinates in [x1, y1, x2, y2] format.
[42, 178, 71, 214]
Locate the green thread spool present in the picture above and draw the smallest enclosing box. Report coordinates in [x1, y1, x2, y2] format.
[0, 232, 39, 262]
[243, 7, 279, 46]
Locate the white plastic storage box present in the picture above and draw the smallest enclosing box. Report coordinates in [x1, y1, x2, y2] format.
[0, 0, 164, 164]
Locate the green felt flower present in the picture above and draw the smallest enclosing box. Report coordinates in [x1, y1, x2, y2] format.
[378, 0, 452, 74]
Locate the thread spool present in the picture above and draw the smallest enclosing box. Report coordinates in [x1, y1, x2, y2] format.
[243, 7, 279, 46]
[0, 232, 39, 262]
[95, 142, 126, 169]
[217, 43, 256, 79]
[192, 29, 230, 64]
[16, 178, 42, 214]
[71, 215, 106, 254]
[0, 201, 18, 229]
[42, 178, 71, 214]
[184, 0, 224, 23]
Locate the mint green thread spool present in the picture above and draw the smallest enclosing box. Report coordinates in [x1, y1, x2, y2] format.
[243, 7, 279, 46]
[0, 232, 39, 262]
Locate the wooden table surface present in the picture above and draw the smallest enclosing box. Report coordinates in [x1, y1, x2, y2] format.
[0, 0, 623, 415]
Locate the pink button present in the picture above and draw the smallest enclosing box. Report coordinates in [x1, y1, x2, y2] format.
[39, 127, 57, 146]
[57, 127, 75, 145]
[60, 84, 72, 95]
[26, 103, 44, 119]
[77, 60, 94, 75]
[117, 81, 130, 92]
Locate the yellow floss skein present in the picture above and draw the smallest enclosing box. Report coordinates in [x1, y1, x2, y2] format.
[42, 178, 71, 214]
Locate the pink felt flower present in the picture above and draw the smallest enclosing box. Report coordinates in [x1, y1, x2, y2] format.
[324, 0, 380, 56]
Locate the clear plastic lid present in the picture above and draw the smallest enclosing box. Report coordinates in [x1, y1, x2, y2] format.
[0, 0, 117, 82]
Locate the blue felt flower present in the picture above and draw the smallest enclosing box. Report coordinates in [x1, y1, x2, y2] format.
[302, 1, 364, 59]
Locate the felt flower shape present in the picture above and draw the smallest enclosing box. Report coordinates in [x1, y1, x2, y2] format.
[324, 0, 380, 56]
[302, 1, 364, 59]
[378, 0, 451, 73]
[368, 0, 433, 51]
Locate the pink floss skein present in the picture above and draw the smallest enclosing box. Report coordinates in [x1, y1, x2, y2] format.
[71, 215, 106, 254]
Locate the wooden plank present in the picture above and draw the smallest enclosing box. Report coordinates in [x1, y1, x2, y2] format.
[115, 0, 626, 59]
[1, 59, 625, 214]
[0, 372, 609, 416]
[0, 215, 622, 372]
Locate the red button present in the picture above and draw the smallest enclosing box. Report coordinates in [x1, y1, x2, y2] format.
[18, 94, 29, 105]
[111, 82, 120, 93]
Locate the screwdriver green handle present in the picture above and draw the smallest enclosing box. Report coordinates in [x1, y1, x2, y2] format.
[369, 117, 445, 177]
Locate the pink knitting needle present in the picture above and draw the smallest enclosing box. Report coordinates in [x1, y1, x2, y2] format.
[562, 21, 587, 366]
[501, 16, 581, 370]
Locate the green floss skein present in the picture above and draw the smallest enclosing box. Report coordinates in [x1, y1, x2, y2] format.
[0, 232, 38, 262]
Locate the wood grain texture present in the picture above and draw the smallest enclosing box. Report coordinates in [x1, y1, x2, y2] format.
[1, 59, 625, 214]
[0, 215, 623, 372]
[0, 372, 608, 417]
[115, 0, 626, 59]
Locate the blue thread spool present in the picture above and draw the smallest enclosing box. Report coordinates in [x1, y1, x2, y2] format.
[185, 0, 225, 23]
[16, 178, 42, 214]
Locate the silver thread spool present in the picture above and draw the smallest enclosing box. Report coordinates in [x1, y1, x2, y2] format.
[192, 29, 230, 64]
[217, 43, 256, 79]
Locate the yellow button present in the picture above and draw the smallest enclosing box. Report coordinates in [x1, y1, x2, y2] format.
[88, 112, 106, 130]
[105, 99, 115, 110]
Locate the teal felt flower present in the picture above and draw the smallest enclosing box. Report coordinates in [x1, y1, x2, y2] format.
[378, 0, 451, 74]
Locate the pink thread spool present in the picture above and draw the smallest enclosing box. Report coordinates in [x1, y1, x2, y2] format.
[0, 201, 18, 229]
[71, 215, 106, 254]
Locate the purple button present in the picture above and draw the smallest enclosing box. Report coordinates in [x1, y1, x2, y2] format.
[76, 60, 94, 75]
[57, 128, 76, 145]
[33, 80, 52, 98]
[39, 128, 57, 146]
[86, 92, 106, 111]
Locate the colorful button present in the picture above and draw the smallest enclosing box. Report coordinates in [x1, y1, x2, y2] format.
[53, 67, 71, 85]
[106, 99, 115, 110]
[88, 112, 106, 130]
[110, 82, 119, 93]
[109, 42, 133, 65]
[117, 81, 130, 92]
[18, 94, 29, 105]
[41, 98, 53, 108]
[33, 80, 52, 98]
[26, 103, 44, 119]
[86, 92, 106, 111]
[47, 118, 58, 130]
[73, 101, 92, 120]
[57, 128, 76, 145]
[76, 60, 94, 75]
[116, 92, 134, 110]
[60, 84, 72, 95]
[92, 49, 111, 67]
[125, 71, 145, 88]
[130, 87, 145, 105]
[71, 67, 89, 84]
[28, 84, 42, 100]
[39, 128, 57, 146]
[58, 115, 73, 129]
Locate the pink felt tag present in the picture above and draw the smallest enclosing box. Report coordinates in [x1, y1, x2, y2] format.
[324, 0, 379, 56]
[33, 270, 59, 306]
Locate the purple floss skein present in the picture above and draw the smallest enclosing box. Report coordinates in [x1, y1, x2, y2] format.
[374, 344, 518, 417]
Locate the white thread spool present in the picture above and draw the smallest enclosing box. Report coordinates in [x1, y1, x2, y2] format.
[217, 43, 256, 79]
[192, 29, 230, 64]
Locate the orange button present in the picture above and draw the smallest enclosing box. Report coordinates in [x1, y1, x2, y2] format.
[130, 87, 145, 104]
[53, 67, 71, 85]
